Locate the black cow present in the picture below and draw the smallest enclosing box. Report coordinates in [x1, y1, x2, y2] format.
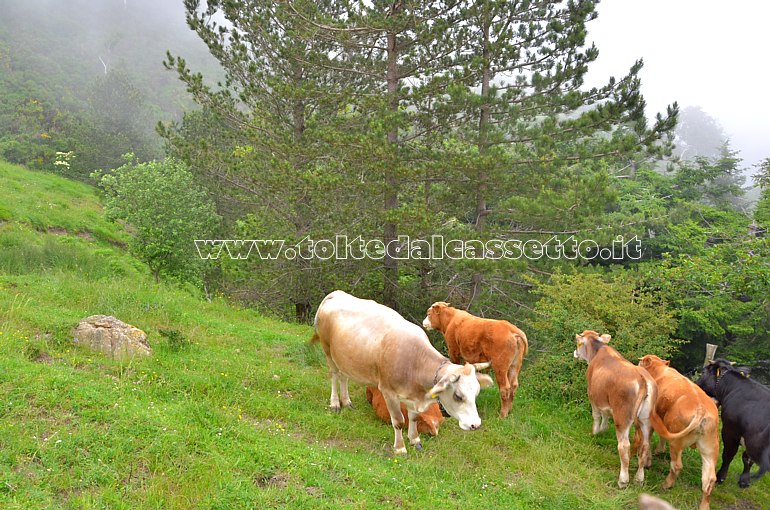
[696, 358, 770, 488]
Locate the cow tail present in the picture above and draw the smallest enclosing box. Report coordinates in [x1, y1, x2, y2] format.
[651, 406, 705, 441]
[751, 446, 770, 481]
[310, 300, 322, 344]
[515, 331, 529, 359]
[636, 374, 656, 425]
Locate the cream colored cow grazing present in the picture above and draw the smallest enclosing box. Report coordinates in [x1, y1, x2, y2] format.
[574, 330, 655, 488]
[312, 290, 493, 454]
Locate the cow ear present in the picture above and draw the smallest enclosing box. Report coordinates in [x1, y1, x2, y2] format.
[664, 360, 670, 366]
[426, 379, 449, 400]
[599, 334, 611, 343]
[477, 373, 494, 389]
[432, 303, 441, 314]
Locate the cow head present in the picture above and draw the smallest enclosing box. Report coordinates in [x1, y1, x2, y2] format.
[415, 406, 445, 436]
[573, 330, 610, 362]
[422, 302, 450, 331]
[696, 358, 736, 398]
[638, 354, 669, 376]
[426, 362, 493, 431]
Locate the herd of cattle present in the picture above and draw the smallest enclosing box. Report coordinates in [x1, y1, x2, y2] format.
[310, 290, 770, 510]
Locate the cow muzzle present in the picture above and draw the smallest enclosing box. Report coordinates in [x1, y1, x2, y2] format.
[459, 419, 482, 431]
[422, 317, 433, 330]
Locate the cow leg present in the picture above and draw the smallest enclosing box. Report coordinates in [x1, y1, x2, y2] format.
[634, 418, 652, 483]
[739, 450, 754, 488]
[338, 373, 353, 409]
[383, 393, 407, 454]
[662, 440, 684, 489]
[447, 347, 461, 364]
[716, 428, 741, 484]
[632, 426, 652, 468]
[323, 350, 343, 412]
[500, 355, 524, 418]
[697, 433, 718, 510]
[615, 422, 632, 488]
[655, 437, 668, 456]
[494, 360, 513, 418]
[406, 409, 423, 450]
[591, 404, 609, 434]
[329, 370, 341, 412]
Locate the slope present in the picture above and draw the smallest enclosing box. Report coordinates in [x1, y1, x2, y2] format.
[0, 161, 765, 509]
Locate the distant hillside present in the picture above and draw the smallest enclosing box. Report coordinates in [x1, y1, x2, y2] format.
[0, 0, 221, 177]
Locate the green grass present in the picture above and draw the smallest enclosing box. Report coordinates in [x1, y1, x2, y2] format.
[0, 161, 767, 509]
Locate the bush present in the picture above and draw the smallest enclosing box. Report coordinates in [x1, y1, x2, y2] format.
[527, 271, 680, 402]
[96, 155, 221, 288]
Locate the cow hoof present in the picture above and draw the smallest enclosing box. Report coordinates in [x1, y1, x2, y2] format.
[738, 479, 750, 489]
[414, 443, 423, 452]
[618, 479, 629, 489]
[330, 405, 341, 413]
[394, 447, 407, 455]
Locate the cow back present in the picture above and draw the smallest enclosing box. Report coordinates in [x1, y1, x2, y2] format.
[444, 310, 527, 364]
[315, 290, 440, 389]
[587, 346, 652, 410]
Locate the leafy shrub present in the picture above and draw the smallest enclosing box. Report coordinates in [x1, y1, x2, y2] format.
[526, 272, 680, 402]
[96, 155, 221, 288]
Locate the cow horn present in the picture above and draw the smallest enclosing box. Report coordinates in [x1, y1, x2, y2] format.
[473, 362, 491, 371]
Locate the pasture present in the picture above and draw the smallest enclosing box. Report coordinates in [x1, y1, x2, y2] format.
[0, 162, 767, 508]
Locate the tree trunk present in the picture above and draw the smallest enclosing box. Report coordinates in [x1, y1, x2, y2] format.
[383, 23, 400, 310]
[291, 63, 313, 321]
[468, 15, 492, 312]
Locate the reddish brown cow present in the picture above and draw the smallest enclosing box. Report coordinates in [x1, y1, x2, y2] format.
[574, 331, 655, 488]
[638, 355, 719, 510]
[366, 386, 445, 437]
[423, 302, 528, 418]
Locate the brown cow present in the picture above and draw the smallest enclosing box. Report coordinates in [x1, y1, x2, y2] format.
[574, 331, 655, 488]
[422, 302, 528, 418]
[366, 386, 445, 436]
[638, 355, 719, 510]
[313, 291, 494, 454]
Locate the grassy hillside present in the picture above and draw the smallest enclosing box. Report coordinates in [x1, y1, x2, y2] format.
[0, 161, 766, 509]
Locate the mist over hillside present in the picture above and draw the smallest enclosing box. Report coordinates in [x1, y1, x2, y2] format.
[0, 0, 223, 179]
[0, 0, 218, 116]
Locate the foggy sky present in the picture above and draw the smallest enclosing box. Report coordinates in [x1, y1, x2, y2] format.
[585, 0, 770, 172]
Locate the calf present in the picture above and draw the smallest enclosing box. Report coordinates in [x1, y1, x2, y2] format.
[638, 355, 719, 510]
[366, 386, 444, 436]
[422, 302, 528, 418]
[313, 290, 494, 454]
[574, 331, 654, 488]
[696, 358, 770, 487]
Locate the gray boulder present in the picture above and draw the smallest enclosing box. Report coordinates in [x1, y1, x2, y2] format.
[73, 315, 151, 359]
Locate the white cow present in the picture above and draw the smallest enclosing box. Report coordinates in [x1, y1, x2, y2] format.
[312, 290, 493, 453]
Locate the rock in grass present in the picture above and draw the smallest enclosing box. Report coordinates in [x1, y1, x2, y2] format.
[73, 315, 151, 360]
